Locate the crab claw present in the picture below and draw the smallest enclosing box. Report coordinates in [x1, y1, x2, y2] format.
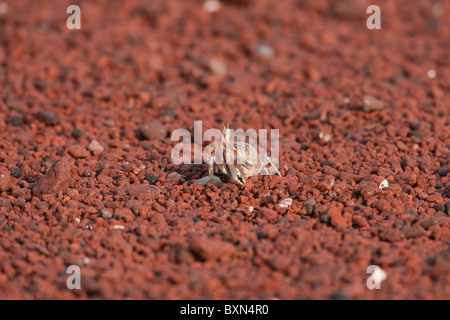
[222, 121, 230, 130]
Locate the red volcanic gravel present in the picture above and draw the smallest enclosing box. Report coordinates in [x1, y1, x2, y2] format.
[32, 157, 71, 197]
[0, 0, 449, 299]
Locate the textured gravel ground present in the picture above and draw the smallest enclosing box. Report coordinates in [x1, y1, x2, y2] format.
[0, 0, 449, 299]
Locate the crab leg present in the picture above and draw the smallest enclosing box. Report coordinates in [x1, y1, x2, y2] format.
[208, 154, 216, 176]
[267, 157, 281, 176]
[228, 163, 244, 185]
[238, 163, 246, 184]
[225, 149, 244, 185]
[260, 153, 281, 176]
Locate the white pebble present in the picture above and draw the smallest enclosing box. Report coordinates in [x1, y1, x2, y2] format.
[432, 3, 443, 16]
[0, 3, 8, 15]
[319, 132, 331, 143]
[379, 180, 389, 190]
[83, 258, 91, 265]
[75, 218, 81, 224]
[203, 0, 221, 13]
[373, 267, 387, 283]
[114, 225, 125, 230]
[208, 58, 227, 76]
[256, 44, 274, 58]
[87, 140, 104, 152]
[249, 206, 254, 213]
[427, 69, 436, 79]
[279, 197, 293, 208]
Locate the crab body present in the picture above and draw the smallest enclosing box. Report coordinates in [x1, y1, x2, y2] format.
[208, 123, 281, 185]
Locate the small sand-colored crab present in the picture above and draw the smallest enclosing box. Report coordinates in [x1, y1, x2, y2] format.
[208, 122, 281, 185]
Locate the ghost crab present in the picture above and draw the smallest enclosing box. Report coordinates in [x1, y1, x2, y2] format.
[208, 122, 281, 185]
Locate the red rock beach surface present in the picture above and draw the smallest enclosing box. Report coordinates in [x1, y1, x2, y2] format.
[0, 0, 449, 299]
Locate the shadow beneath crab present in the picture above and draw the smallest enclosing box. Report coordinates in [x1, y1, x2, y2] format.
[170, 161, 282, 189]
[171, 163, 207, 183]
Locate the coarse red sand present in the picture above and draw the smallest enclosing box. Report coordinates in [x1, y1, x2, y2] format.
[0, 0, 449, 299]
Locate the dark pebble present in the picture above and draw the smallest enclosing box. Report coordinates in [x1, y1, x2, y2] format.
[9, 116, 24, 126]
[437, 164, 450, 177]
[432, 204, 445, 213]
[320, 214, 331, 223]
[330, 290, 351, 300]
[404, 209, 419, 218]
[11, 168, 22, 178]
[161, 110, 178, 119]
[195, 176, 222, 188]
[71, 129, 84, 139]
[408, 130, 423, 138]
[18, 149, 29, 156]
[144, 174, 158, 185]
[257, 231, 270, 239]
[303, 199, 317, 215]
[35, 110, 60, 126]
[445, 201, 450, 215]
[43, 157, 53, 163]
[267, 93, 278, 101]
